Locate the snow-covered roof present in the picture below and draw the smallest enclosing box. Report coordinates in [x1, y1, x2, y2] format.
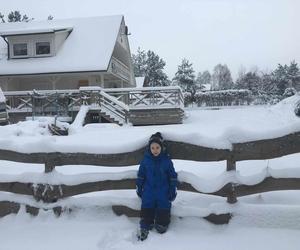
[0, 27, 73, 36]
[0, 15, 123, 76]
[135, 77, 145, 88]
[202, 84, 211, 91]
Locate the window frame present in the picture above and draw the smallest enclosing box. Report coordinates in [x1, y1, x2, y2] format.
[34, 41, 52, 57]
[9, 34, 54, 59]
[11, 41, 30, 58]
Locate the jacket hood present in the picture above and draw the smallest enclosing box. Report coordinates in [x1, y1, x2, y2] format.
[144, 148, 165, 161]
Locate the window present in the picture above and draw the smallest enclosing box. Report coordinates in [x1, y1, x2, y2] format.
[13, 43, 28, 56]
[9, 36, 54, 59]
[36, 42, 50, 55]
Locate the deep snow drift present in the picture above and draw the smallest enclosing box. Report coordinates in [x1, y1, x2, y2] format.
[0, 94, 299, 154]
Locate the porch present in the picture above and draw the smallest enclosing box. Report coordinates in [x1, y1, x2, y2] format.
[3, 86, 184, 126]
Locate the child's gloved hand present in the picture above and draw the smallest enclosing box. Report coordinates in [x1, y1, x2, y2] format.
[169, 187, 177, 202]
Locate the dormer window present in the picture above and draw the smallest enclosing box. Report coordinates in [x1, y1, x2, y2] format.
[1, 27, 72, 60]
[13, 43, 28, 56]
[36, 42, 51, 56]
[8, 37, 53, 59]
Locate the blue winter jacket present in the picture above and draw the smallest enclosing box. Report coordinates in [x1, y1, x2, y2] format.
[136, 149, 178, 209]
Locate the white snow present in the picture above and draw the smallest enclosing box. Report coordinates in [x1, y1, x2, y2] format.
[0, 15, 123, 75]
[0, 94, 299, 154]
[0, 87, 5, 103]
[68, 105, 89, 134]
[135, 77, 145, 88]
[0, 192, 300, 250]
[1, 96, 300, 249]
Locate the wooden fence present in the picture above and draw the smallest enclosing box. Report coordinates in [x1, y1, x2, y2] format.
[0, 131, 300, 224]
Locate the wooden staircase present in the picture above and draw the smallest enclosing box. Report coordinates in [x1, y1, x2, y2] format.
[82, 88, 129, 126]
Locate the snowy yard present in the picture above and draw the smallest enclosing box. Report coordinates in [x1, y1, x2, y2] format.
[0, 95, 300, 249]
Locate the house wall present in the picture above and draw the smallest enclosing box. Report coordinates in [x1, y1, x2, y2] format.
[54, 31, 70, 54]
[110, 18, 136, 87]
[0, 74, 112, 91]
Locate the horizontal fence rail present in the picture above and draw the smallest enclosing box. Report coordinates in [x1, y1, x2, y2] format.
[0, 131, 300, 223]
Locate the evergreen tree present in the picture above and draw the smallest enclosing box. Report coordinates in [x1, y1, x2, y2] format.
[172, 58, 196, 94]
[235, 71, 262, 95]
[132, 48, 170, 86]
[211, 64, 233, 90]
[7, 11, 22, 22]
[1, 11, 33, 23]
[132, 48, 147, 77]
[0, 12, 5, 23]
[260, 73, 278, 95]
[272, 64, 289, 95]
[287, 61, 300, 90]
[196, 70, 211, 91]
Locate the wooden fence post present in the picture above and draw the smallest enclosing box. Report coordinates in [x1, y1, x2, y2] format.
[226, 156, 237, 204]
[45, 159, 55, 173]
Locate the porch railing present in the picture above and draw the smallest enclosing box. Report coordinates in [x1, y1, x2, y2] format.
[4, 86, 184, 114]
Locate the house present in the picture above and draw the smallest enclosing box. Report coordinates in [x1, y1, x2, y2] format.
[0, 16, 185, 126]
[0, 15, 136, 91]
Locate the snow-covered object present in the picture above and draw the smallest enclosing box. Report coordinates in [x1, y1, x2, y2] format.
[0, 15, 123, 75]
[0, 88, 5, 103]
[135, 77, 145, 88]
[68, 105, 90, 135]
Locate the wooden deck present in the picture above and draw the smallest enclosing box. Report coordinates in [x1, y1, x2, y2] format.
[3, 86, 184, 125]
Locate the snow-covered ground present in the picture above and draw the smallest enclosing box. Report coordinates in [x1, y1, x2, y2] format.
[0, 94, 300, 154]
[0, 95, 300, 249]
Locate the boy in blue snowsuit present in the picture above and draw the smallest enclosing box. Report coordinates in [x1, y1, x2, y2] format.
[136, 132, 178, 241]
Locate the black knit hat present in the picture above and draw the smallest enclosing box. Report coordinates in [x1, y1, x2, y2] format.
[148, 132, 163, 148]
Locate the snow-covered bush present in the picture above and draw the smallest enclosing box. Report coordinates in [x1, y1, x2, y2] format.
[252, 93, 282, 105]
[183, 92, 194, 106]
[194, 89, 252, 107]
[283, 87, 297, 98]
[294, 100, 300, 117]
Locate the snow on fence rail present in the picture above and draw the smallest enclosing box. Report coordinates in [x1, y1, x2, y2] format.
[0, 131, 300, 224]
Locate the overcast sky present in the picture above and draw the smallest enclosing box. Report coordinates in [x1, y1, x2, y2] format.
[0, 0, 299, 79]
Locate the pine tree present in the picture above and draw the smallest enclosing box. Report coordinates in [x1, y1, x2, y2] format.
[261, 73, 278, 95]
[196, 70, 211, 91]
[272, 64, 289, 95]
[211, 64, 233, 90]
[132, 48, 170, 86]
[172, 59, 196, 94]
[132, 48, 147, 77]
[0, 12, 5, 23]
[287, 61, 300, 90]
[7, 11, 22, 22]
[1, 11, 33, 23]
[235, 71, 262, 95]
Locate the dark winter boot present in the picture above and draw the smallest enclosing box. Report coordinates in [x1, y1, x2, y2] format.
[137, 228, 149, 241]
[155, 224, 168, 234]
[155, 209, 170, 233]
